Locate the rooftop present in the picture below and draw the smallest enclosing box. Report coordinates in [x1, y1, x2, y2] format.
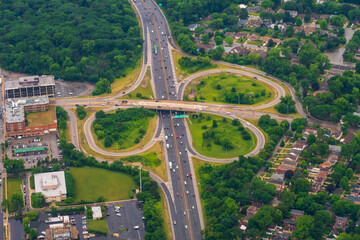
[34, 171, 67, 198]
[5, 96, 49, 123]
[92, 206, 102, 219]
[5, 75, 55, 90]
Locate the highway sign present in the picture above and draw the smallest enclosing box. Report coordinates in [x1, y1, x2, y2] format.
[174, 115, 185, 118]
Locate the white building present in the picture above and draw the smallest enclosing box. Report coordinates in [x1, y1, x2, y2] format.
[34, 171, 67, 203]
[92, 206, 102, 220]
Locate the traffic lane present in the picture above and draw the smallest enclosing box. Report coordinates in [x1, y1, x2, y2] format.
[107, 201, 145, 240]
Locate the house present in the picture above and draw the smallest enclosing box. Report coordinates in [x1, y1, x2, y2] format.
[283, 159, 298, 167]
[237, 19, 249, 26]
[288, 149, 302, 156]
[239, 48, 251, 56]
[247, 20, 262, 28]
[294, 26, 304, 33]
[189, 24, 200, 31]
[285, 153, 298, 162]
[288, 11, 298, 17]
[235, 32, 249, 39]
[247, 7, 261, 13]
[224, 32, 236, 38]
[303, 127, 318, 138]
[92, 206, 102, 220]
[276, 164, 296, 174]
[334, 216, 348, 230]
[290, 209, 304, 220]
[347, 195, 360, 204]
[292, 140, 307, 151]
[196, 43, 215, 51]
[239, 4, 247, 9]
[304, 26, 316, 35]
[329, 145, 341, 154]
[203, 15, 212, 22]
[247, 205, 259, 217]
[341, 133, 354, 144]
[248, 33, 260, 41]
[330, 130, 343, 140]
[274, 232, 292, 240]
[276, 9, 286, 14]
[34, 171, 67, 203]
[326, 154, 338, 165]
[229, 47, 242, 54]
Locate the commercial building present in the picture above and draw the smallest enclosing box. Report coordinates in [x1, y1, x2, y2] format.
[92, 206, 102, 220]
[4, 75, 55, 99]
[4, 96, 58, 138]
[34, 171, 67, 203]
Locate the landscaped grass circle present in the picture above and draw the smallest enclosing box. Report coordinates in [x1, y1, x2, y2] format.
[187, 113, 256, 158]
[184, 73, 273, 105]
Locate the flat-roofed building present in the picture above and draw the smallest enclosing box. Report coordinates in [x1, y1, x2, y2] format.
[5, 75, 55, 99]
[34, 171, 67, 203]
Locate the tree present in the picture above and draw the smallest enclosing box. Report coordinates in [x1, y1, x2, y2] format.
[293, 215, 315, 239]
[284, 170, 294, 180]
[215, 36, 223, 45]
[296, 17, 302, 26]
[27, 211, 39, 221]
[239, 9, 248, 20]
[356, 62, 360, 74]
[294, 178, 311, 194]
[76, 106, 87, 120]
[29, 228, 37, 240]
[280, 140, 285, 147]
[307, 134, 316, 145]
[92, 78, 111, 95]
[212, 120, 218, 128]
[201, 34, 209, 44]
[319, 19, 328, 30]
[285, 26, 294, 37]
[11, 192, 24, 212]
[232, 119, 241, 126]
[346, 168, 353, 179]
[225, 36, 234, 46]
[31, 193, 45, 208]
[330, 15, 347, 28]
[4, 159, 25, 177]
[340, 176, 349, 190]
[261, 0, 274, 9]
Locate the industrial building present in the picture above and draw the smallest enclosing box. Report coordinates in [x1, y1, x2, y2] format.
[34, 171, 67, 203]
[4, 96, 58, 138]
[4, 75, 55, 99]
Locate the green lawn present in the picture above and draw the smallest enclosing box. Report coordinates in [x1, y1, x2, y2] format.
[5, 178, 23, 212]
[187, 113, 256, 158]
[122, 67, 154, 100]
[88, 218, 108, 234]
[30, 175, 35, 189]
[184, 74, 273, 106]
[70, 167, 138, 203]
[247, 40, 264, 46]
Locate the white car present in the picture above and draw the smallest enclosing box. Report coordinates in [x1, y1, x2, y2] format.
[192, 206, 195, 210]
[174, 221, 176, 225]
[185, 225, 188, 229]
[116, 213, 121, 217]
[184, 211, 186, 216]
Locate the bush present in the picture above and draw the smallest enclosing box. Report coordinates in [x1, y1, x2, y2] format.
[65, 171, 75, 198]
[202, 125, 208, 129]
[76, 106, 87, 120]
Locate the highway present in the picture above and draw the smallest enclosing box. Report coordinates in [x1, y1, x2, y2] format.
[52, 0, 343, 239]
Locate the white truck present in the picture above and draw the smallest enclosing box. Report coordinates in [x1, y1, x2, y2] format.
[169, 162, 173, 169]
[166, 144, 169, 150]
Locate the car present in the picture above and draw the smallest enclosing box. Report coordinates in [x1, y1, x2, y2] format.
[181, 194, 183, 198]
[184, 181, 187, 185]
[115, 104, 119, 106]
[185, 225, 188, 229]
[116, 213, 122, 217]
[192, 206, 195, 210]
[180, 141, 183, 144]
[177, 192, 179, 196]
[122, 91, 126, 94]
[176, 165, 178, 169]
[75, 104, 79, 106]
[82, 225, 87, 229]
[176, 135, 178, 138]
[179, 152, 181, 155]
[253, 76, 257, 79]
[159, 58, 161, 62]
[184, 211, 186, 215]
[142, 216, 146, 220]
[186, 191, 189, 194]
[173, 169, 175, 173]
[134, 226, 140, 230]
[174, 221, 177, 225]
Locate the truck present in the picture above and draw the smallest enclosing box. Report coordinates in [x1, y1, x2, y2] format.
[169, 162, 172, 169]
[166, 144, 169, 150]
[154, 45, 157, 55]
[165, 136, 168, 141]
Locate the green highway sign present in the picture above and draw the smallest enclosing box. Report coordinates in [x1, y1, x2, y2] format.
[174, 115, 185, 118]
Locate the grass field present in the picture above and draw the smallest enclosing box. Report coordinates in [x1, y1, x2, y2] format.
[27, 106, 56, 127]
[184, 74, 274, 106]
[70, 167, 137, 203]
[122, 67, 154, 100]
[187, 113, 256, 158]
[92, 114, 157, 152]
[30, 175, 35, 189]
[88, 218, 108, 233]
[5, 178, 23, 212]
[247, 40, 264, 46]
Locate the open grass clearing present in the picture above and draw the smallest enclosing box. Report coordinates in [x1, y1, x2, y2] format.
[121, 66, 154, 100]
[69, 167, 137, 203]
[187, 113, 256, 158]
[247, 40, 264, 46]
[5, 178, 23, 212]
[184, 73, 275, 106]
[27, 106, 56, 127]
[88, 218, 108, 234]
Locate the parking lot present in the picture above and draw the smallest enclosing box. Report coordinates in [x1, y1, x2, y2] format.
[7, 132, 61, 168]
[28, 200, 145, 239]
[106, 200, 146, 240]
[55, 80, 95, 98]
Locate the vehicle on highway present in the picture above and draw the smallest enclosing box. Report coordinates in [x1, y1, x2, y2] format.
[134, 226, 140, 230]
[174, 221, 176, 225]
[116, 213, 121, 217]
[184, 181, 187, 185]
[166, 144, 169, 149]
[192, 206, 195, 210]
[169, 162, 172, 169]
[185, 225, 188, 229]
[177, 192, 179, 196]
[165, 136, 168, 141]
[184, 211, 186, 215]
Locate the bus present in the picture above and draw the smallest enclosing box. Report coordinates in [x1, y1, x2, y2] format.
[154, 45, 157, 55]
